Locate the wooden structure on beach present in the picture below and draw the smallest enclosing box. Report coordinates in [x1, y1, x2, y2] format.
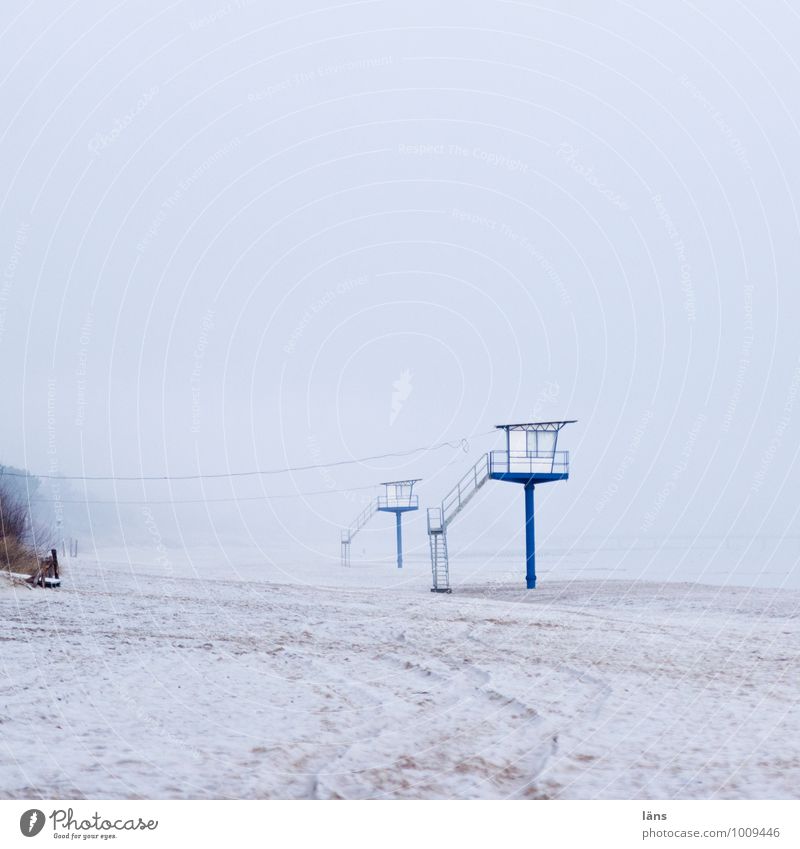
[26, 548, 61, 588]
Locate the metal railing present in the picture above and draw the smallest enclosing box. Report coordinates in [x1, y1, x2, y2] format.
[440, 453, 490, 527]
[342, 497, 378, 543]
[377, 494, 419, 510]
[427, 507, 444, 533]
[488, 449, 569, 476]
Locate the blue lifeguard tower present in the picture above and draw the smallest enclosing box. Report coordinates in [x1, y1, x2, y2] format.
[427, 421, 575, 592]
[341, 479, 420, 568]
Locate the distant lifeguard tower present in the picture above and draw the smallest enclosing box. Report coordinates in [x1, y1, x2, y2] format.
[341, 479, 420, 568]
[427, 421, 575, 592]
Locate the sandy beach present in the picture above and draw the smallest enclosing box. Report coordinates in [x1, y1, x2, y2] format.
[1, 557, 798, 800]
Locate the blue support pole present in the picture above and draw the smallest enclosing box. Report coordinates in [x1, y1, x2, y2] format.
[524, 482, 536, 588]
[395, 511, 403, 569]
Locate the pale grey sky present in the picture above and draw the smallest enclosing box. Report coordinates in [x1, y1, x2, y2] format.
[1, 1, 799, 584]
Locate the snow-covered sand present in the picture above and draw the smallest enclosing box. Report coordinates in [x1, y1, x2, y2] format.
[1, 554, 798, 799]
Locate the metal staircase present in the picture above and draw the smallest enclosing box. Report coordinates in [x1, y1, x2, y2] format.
[427, 509, 450, 591]
[341, 498, 378, 566]
[427, 453, 490, 591]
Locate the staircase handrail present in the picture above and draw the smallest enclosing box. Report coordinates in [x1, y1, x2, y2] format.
[440, 453, 490, 528]
[344, 497, 378, 542]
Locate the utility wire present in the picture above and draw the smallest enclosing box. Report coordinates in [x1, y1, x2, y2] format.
[26, 453, 478, 506]
[30, 483, 380, 506]
[0, 430, 487, 483]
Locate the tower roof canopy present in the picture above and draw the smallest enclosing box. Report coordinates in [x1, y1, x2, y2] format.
[495, 420, 577, 432]
[379, 478, 422, 486]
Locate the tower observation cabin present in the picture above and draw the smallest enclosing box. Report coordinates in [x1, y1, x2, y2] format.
[341, 479, 420, 569]
[427, 421, 576, 592]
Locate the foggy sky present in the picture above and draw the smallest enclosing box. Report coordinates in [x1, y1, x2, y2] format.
[1, 1, 799, 581]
